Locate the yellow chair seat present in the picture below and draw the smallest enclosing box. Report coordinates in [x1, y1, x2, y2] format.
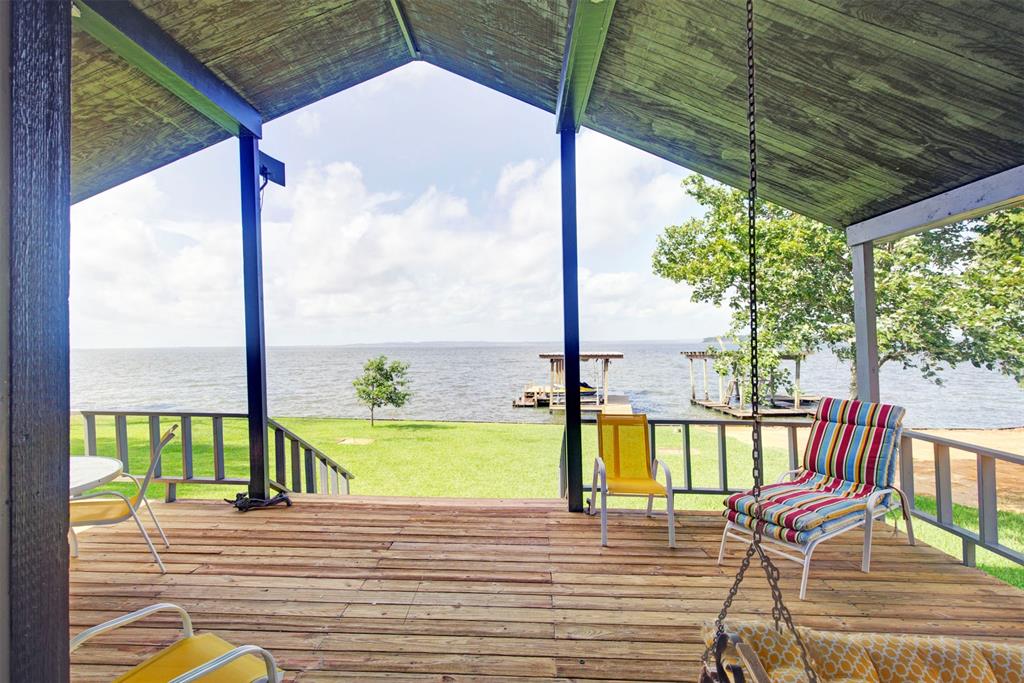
[70, 494, 139, 524]
[113, 632, 274, 683]
[607, 477, 666, 496]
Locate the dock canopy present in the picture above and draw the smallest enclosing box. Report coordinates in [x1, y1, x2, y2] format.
[71, 1, 1024, 228]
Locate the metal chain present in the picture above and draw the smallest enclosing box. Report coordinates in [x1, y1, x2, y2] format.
[702, 2, 819, 680]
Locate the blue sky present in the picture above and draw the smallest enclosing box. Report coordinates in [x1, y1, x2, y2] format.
[70, 62, 729, 348]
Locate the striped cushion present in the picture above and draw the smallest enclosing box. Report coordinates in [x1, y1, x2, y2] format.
[725, 471, 883, 532]
[725, 505, 892, 545]
[804, 398, 905, 488]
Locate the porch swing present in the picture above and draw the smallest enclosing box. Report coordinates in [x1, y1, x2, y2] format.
[697, 2, 1024, 682]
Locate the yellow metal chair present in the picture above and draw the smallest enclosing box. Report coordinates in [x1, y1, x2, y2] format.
[588, 413, 676, 547]
[69, 424, 177, 572]
[70, 603, 282, 682]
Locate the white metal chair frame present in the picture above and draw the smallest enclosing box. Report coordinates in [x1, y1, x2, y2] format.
[718, 467, 915, 599]
[588, 455, 676, 548]
[69, 425, 178, 573]
[70, 602, 282, 683]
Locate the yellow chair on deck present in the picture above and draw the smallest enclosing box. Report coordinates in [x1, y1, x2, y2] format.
[69, 424, 177, 573]
[71, 603, 282, 682]
[587, 413, 676, 547]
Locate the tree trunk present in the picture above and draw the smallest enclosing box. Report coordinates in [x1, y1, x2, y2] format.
[848, 362, 858, 399]
[370, 406, 375, 427]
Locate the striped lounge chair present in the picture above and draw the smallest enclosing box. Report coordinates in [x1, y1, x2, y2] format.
[717, 398, 915, 599]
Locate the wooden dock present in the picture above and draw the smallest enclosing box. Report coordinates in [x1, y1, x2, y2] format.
[70, 497, 1024, 681]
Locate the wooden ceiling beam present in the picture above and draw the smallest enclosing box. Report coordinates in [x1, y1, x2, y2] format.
[847, 164, 1024, 245]
[389, 0, 420, 60]
[72, 0, 262, 138]
[555, 0, 616, 132]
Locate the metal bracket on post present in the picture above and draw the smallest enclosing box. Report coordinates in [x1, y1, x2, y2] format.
[259, 151, 285, 187]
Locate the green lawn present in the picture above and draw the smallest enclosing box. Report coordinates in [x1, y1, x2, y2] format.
[71, 416, 1022, 588]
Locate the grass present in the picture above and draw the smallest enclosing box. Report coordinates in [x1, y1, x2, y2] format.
[71, 416, 1022, 588]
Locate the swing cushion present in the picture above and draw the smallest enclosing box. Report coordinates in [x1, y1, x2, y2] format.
[704, 621, 1024, 683]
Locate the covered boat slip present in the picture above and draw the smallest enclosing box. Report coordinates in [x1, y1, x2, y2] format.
[68, 497, 1024, 681]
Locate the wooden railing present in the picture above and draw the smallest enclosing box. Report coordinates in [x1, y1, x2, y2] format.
[77, 410, 353, 501]
[901, 430, 1023, 568]
[564, 416, 1023, 571]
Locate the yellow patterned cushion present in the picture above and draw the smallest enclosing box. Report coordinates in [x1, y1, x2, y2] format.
[703, 621, 1022, 683]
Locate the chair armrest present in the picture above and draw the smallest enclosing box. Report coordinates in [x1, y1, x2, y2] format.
[593, 457, 606, 479]
[70, 603, 193, 652]
[865, 487, 901, 514]
[655, 459, 673, 492]
[776, 468, 804, 484]
[169, 644, 281, 683]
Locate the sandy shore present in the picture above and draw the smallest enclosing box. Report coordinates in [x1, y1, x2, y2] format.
[734, 425, 1024, 514]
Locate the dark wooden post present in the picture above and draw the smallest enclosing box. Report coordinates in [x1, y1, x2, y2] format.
[239, 134, 270, 499]
[560, 126, 583, 512]
[2, 1, 72, 679]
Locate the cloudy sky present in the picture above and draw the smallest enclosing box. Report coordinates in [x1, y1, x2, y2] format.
[70, 62, 729, 349]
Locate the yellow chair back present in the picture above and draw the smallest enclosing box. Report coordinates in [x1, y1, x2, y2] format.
[597, 414, 653, 481]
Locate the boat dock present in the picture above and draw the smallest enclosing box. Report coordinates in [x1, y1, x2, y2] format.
[514, 352, 633, 415]
[684, 350, 817, 418]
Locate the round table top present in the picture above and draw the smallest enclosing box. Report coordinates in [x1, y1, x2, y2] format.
[70, 456, 123, 497]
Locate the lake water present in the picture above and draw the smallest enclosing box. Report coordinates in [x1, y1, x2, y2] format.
[70, 342, 1024, 429]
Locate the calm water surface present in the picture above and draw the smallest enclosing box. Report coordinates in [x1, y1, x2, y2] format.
[71, 342, 1024, 429]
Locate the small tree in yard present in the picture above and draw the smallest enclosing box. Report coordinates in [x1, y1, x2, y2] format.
[353, 356, 411, 426]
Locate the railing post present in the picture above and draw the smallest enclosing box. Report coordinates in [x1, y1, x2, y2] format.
[682, 424, 692, 490]
[304, 448, 316, 493]
[933, 443, 953, 525]
[290, 439, 301, 491]
[329, 467, 340, 496]
[114, 414, 129, 471]
[212, 416, 225, 481]
[83, 413, 97, 456]
[717, 424, 728, 491]
[899, 435, 915, 508]
[274, 427, 286, 487]
[180, 415, 193, 480]
[977, 454, 998, 547]
[318, 459, 329, 494]
[962, 538, 977, 568]
[649, 423, 657, 467]
[787, 425, 799, 471]
[148, 415, 161, 477]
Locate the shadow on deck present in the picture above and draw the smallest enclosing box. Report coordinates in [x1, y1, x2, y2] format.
[69, 496, 1024, 681]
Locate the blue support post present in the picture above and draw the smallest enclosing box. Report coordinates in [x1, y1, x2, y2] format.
[239, 134, 270, 499]
[560, 126, 584, 512]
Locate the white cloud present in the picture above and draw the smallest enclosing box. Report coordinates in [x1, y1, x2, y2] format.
[292, 109, 321, 137]
[70, 132, 725, 348]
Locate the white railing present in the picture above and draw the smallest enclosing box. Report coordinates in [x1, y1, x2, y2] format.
[562, 417, 1023, 570]
[900, 430, 1023, 567]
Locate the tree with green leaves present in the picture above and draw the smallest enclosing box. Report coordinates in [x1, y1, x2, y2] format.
[652, 175, 1024, 399]
[353, 356, 411, 426]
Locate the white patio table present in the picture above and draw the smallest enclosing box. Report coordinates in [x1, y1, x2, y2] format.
[69, 456, 123, 497]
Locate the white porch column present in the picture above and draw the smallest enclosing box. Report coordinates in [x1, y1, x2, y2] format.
[851, 241, 880, 401]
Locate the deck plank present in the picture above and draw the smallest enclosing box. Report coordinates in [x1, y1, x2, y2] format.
[69, 497, 1024, 681]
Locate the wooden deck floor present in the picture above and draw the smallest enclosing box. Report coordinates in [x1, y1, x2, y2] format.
[70, 496, 1024, 682]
